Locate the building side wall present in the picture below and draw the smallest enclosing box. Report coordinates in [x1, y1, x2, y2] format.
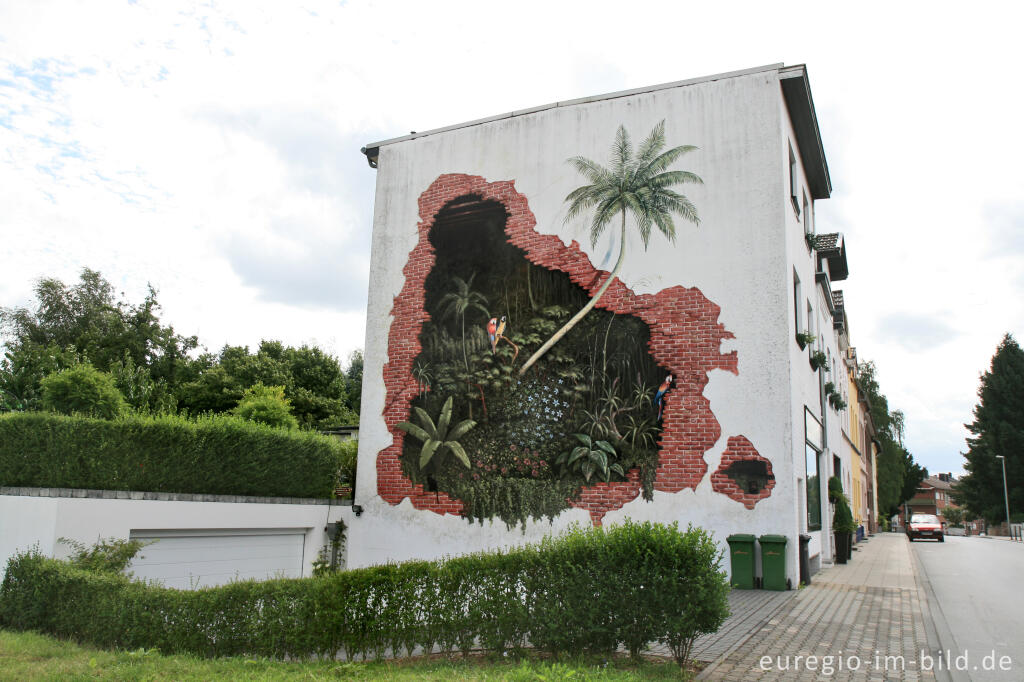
[779, 92, 837, 565]
[354, 69, 804, 586]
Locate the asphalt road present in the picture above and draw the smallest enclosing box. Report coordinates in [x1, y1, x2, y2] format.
[912, 535, 1024, 682]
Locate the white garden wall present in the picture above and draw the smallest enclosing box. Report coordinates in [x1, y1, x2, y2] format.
[0, 487, 353, 586]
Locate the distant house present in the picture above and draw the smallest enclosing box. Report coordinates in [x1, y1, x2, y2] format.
[905, 473, 959, 520]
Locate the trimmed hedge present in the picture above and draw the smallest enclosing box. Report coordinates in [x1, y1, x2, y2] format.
[0, 411, 346, 498]
[0, 521, 729, 667]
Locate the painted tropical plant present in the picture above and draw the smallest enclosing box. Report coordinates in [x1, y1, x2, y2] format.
[439, 273, 489, 371]
[397, 396, 476, 470]
[519, 120, 702, 375]
[555, 433, 625, 483]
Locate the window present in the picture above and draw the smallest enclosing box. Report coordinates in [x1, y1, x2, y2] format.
[789, 144, 800, 216]
[793, 271, 802, 334]
[802, 190, 812, 236]
[805, 408, 823, 530]
[807, 302, 815, 348]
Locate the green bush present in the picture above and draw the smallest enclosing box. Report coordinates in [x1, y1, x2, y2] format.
[827, 475, 844, 504]
[0, 521, 729, 668]
[58, 537, 152, 575]
[39, 364, 127, 419]
[232, 383, 298, 430]
[337, 439, 358, 486]
[832, 494, 857, 534]
[0, 411, 346, 498]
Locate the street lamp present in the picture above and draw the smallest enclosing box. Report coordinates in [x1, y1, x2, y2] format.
[996, 455, 1011, 536]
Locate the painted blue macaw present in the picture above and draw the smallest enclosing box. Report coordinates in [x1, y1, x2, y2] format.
[655, 374, 673, 421]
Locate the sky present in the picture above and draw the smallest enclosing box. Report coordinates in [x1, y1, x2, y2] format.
[2, 1, 1022, 478]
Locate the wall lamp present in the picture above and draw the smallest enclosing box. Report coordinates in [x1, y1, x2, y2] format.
[352, 504, 364, 517]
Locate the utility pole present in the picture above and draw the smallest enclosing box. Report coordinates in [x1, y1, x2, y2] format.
[996, 455, 1011, 535]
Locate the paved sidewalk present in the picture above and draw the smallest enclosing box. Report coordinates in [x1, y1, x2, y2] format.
[698, 533, 947, 681]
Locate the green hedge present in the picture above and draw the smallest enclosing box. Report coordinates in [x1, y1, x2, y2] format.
[0, 521, 729, 667]
[0, 411, 346, 498]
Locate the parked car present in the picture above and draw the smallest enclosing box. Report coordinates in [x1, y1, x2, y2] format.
[907, 514, 944, 542]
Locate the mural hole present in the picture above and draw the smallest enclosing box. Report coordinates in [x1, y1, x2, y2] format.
[398, 193, 671, 528]
[723, 459, 774, 494]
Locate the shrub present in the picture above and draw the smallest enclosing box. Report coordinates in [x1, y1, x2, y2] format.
[832, 494, 857, 534]
[336, 439, 358, 486]
[827, 475, 844, 504]
[0, 411, 346, 498]
[39, 364, 127, 419]
[232, 383, 298, 430]
[58, 536, 151, 575]
[0, 521, 729, 668]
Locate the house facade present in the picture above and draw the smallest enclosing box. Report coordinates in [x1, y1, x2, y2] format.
[351, 64, 858, 587]
[838, 342, 879, 537]
[906, 473, 960, 519]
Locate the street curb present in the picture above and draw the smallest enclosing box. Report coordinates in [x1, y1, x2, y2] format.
[694, 591, 796, 681]
[909, 542, 956, 682]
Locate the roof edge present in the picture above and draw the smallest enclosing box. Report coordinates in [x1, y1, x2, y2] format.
[779, 64, 832, 199]
[361, 63, 786, 165]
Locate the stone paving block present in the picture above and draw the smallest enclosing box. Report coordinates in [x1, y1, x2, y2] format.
[697, 534, 939, 681]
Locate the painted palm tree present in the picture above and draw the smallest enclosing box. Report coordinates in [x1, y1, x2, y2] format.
[438, 273, 489, 371]
[518, 120, 702, 376]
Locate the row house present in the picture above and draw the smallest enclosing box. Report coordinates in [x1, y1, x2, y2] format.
[353, 63, 864, 586]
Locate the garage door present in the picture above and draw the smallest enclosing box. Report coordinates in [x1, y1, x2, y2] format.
[128, 528, 306, 590]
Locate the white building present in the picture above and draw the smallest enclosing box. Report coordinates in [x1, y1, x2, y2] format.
[351, 63, 852, 587]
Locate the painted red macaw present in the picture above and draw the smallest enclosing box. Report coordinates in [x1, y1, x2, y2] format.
[655, 374, 673, 421]
[487, 317, 499, 353]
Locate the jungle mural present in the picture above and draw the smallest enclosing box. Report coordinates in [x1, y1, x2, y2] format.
[379, 122, 771, 528]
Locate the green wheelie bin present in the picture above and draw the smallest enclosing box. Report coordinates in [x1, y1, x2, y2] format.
[726, 534, 756, 589]
[758, 534, 789, 591]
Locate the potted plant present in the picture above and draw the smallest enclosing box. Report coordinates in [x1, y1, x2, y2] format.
[795, 331, 816, 350]
[829, 393, 847, 411]
[828, 476, 856, 564]
[809, 350, 828, 371]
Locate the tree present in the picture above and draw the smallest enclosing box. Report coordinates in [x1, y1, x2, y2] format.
[2, 269, 359, 427]
[957, 334, 1024, 523]
[518, 120, 702, 375]
[941, 507, 964, 527]
[344, 349, 363, 416]
[39, 364, 127, 419]
[857, 360, 927, 517]
[0, 268, 200, 413]
[177, 341, 356, 428]
[232, 383, 299, 430]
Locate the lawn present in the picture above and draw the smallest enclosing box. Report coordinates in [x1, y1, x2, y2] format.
[0, 629, 694, 680]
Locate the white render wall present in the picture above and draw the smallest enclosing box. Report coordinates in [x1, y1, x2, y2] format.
[352, 66, 825, 588]
[0, 490, 353, 582]
[779, 91, 839, 567]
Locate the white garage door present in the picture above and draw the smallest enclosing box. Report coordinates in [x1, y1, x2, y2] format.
[128, 528, 306, 590]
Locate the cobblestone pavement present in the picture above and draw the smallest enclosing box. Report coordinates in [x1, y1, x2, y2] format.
[697, 533, 948, 682]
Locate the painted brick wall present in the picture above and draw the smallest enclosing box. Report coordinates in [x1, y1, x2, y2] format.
[709, 435, 777, 509]
[378, 173, 761, 523]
